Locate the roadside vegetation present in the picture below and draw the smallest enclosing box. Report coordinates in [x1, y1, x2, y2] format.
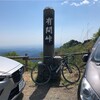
[56, 28, 100, 68]
[3, 51, 37, 70]
[3, 28, 100, 70]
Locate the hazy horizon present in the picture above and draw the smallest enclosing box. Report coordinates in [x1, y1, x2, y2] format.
[0, 35, 95, 49]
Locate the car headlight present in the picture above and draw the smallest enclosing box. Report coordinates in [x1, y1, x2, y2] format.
[0, 75, 11, 81]
[80, 78, 99, 100]
[0, 77, 5, 81]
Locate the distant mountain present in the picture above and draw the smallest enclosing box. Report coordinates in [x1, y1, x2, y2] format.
[60, 40, 81, 48]
[56, 39, 94, 55]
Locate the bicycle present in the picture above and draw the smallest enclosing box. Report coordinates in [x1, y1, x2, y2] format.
[31, 56, 80, 85]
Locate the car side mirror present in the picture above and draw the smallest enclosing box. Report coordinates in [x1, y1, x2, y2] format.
[82, 54, 89, 62]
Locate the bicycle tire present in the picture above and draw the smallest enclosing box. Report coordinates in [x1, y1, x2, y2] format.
[62, 63, 80, 84]
[31, 64, 51, 85]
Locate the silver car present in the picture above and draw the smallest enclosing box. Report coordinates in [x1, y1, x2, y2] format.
[78, 37, 100, 100]
[0, 56, 25, 100]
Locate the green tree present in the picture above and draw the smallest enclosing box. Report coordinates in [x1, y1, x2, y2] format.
[4, 51, 19, 56]
[93, 28, 100, 42]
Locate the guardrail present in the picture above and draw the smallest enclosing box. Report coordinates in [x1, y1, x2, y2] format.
[6, 52, 89, 68]
[59, 52, 89, 56]
[7, 55, 42, 68]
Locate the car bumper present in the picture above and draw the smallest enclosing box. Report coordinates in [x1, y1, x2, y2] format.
[0, 78, 25, 100]
[9, 79, 26, 100]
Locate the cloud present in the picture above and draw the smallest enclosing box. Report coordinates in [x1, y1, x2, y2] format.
[61, 0, 99, 7]
[93, 0, 99, 4]
[94, 0, 98, 1]
[61, 0, 69, 5]
[71, 0, 90, 7]
[70, 2, 80, 7]
[81, 0, 90, 4]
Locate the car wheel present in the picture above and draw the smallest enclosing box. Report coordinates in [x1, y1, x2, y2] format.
[77, 79, 82, 100]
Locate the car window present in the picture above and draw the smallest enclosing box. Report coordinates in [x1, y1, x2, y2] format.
[93, 44, 100, 62]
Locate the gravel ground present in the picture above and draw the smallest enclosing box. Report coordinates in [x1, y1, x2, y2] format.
[16, 72, 78, 100]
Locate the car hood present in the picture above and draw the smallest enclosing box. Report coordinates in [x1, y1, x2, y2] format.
[86, 61, 100, 97]
[0, 56, 22, 75]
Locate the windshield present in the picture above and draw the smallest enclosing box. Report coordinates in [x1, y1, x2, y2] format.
[93, 43, 100, 62]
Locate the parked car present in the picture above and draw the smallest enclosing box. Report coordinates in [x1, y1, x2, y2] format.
[0, 56, 25, 100]
[78, 37, 100, 100]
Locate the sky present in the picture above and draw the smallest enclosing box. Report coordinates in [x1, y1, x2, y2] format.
[0, 0, 100, 48]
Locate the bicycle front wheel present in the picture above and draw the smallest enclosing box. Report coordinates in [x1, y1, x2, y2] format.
[31, 64, 51, 85]
[62, 63, 80, 84]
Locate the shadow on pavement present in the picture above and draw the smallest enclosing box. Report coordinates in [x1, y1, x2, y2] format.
[29, 79, 62, 100]
[29, 84, 51, 100]
[15, 81, 74, 100]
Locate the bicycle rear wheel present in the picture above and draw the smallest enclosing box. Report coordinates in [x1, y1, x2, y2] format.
[31, 64, 51, 85]
[62, 63, 80, 84]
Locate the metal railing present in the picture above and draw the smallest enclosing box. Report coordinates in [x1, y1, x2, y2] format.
[7, 55, 42, 67]
[6, 52, 89, 68]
